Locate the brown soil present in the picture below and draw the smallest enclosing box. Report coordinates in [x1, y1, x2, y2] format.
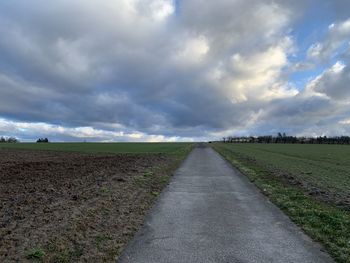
[0, 150, 176, 262]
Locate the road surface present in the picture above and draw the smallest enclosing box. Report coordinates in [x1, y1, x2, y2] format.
[118, 145, 334, 263]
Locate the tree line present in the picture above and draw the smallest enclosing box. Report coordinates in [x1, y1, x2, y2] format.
[0, 136, 19, 143]
[0, 137, 50, 143]
[222, 133, 350, 144]
[37, 138, 49, 143]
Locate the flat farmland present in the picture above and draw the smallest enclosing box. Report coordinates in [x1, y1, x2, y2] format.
[0, 142, 190, 154]
[213, 143, 350, 262]
[214, 143, 350, 205]
[0, 143, 193, 263]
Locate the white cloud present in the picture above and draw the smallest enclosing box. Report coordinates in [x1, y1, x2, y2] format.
[306, 61, 349, 100]
[174, 35, 210, 64]
[213, 38, 297, 102]
[149, 0, 175, 21]
[307, 43, 323, 59]
[0, 118, 195, 142]
[339, 118, 350, 125]
[307, 18, 350, 61]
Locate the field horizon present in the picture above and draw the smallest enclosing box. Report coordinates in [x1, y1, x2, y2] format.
[0, 142, 194, 154]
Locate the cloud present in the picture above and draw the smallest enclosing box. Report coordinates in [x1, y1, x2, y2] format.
[307, 61, 350, 100]
[307, 18, 350, 61]
[221, 37, 297, 102]
[0, 118, 198, 142]
[0, 0, 349, 141]
[173, 35, 210, 64]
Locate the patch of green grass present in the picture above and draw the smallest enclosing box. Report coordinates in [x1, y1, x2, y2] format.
[134, 171, 156, 186]
[143, 171, 154, 177]
[213, 143, 350, 263]
[213, 143, 350, 200]
[0, 142, 193, 154]
[151, 191, 160, 197]
[26, 248, 45, 261]
[100, 186, 111, 193]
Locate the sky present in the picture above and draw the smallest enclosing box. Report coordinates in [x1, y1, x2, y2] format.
[0, 0, 350, 142]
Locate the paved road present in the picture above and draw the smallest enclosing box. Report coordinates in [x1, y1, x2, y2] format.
[118, 145, 334, 263]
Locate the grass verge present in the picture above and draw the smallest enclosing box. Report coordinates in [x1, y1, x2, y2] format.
[212, 144, 350, 263]
[133, 143, 195, 202]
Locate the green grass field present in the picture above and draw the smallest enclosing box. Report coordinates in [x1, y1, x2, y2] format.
[0, 142, 193, 155]
[213, 143, 350, 263]
[212, 144, 350, 201]
[213, 143, 350, 200]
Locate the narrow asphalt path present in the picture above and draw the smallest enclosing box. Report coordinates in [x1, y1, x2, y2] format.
[118, 145, 334, 263]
